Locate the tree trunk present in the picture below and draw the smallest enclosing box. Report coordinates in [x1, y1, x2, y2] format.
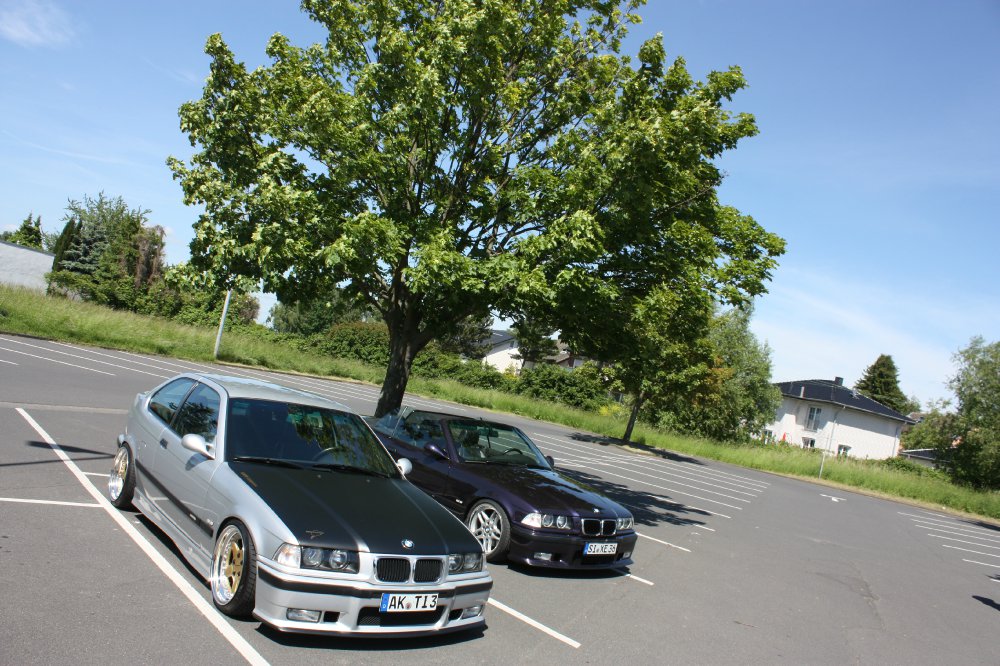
[622, 392, 645, 444]
[375, 331, 420, 417]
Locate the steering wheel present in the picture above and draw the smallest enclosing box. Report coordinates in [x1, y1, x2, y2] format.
[500, 448, 523, 456]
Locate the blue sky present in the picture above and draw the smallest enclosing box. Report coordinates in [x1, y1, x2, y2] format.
[2, 0, 998, 406]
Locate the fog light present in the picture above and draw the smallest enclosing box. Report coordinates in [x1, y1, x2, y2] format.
[286, 608, 322, 623]
[623, 551, 632, 558]
[461, 605, 484, 619]
[533, 552, 554, 561]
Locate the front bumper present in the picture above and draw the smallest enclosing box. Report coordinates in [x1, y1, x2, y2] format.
[507, 525, 638, 569]
[253, 561, 492, 636]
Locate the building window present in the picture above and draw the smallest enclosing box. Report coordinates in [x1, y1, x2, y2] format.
[802, 437, 816, 449]
[837, 444, 851, 457]
[762, 429, 774, 444]
[806, 406, 822, 431]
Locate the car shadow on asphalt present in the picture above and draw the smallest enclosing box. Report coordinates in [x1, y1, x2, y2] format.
[556, 466, 709, 528]
[256, 623, 487, 651]
[568, 432, 703, 465]
[965, 519, 1000, 533]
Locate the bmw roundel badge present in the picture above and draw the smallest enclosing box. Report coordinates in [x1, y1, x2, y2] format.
[402, 539, 414, 549]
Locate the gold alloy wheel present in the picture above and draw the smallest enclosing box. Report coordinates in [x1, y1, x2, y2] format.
[108, 447, 128, 500]
[212, 525, 245, 605]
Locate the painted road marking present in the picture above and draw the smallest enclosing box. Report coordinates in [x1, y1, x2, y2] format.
[821, 494, 846, 502]
[0, 496, 100, 508]
[0, 358, 17, 365]
[16, 408, 270, 666]
[83, 471, 110, 477]
[0, 346, 115, 375]
[0, 338, 169, 378]
[638, 532, 691, 552]
[931, 535, 1000, 550]
[615, 569, 655, 586]
[0, 401, 127, 414]
[918, 524, 1000, 544]
[964, 559, 1000, 569]
[488, 598, 580, 649]
[941, 544, 1000, 559]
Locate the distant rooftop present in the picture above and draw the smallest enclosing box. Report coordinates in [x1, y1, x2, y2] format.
[776, 377, 916, 424]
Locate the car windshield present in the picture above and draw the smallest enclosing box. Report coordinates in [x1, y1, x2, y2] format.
[225, 399, 397, 477]
[448, 420, 548, 467]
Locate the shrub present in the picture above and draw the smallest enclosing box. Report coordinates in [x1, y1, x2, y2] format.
[515, 361, 609, 411]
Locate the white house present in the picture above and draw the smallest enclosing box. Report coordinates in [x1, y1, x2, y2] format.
[764, 377, 915, 460]
[482, 330, 522, 372]
[0, 241, 53, 291]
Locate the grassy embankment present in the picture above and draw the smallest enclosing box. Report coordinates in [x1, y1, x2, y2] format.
[2, 284, 998, 520]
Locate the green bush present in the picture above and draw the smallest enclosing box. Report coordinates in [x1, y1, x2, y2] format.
[514, 361, 609, 411]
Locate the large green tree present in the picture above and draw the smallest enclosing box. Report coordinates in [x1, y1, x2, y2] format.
[947, 337, 1000, 489]
[169, 0, 783, 416]
[855, 354, 915, 415]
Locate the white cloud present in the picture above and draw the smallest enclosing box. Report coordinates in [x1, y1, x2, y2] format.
[750, 266, 995, 407]
[0, 0, 74, 47]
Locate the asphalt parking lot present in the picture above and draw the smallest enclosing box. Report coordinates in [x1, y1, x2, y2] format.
[2, 332, 999, 665]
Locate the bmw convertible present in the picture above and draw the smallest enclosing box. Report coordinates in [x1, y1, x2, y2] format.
[108, 373, 491, 636]
[369, 408, 637, 569]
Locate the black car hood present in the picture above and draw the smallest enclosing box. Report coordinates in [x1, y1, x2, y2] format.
[468, 464, 626, 516]
[231, 462, 479, 555]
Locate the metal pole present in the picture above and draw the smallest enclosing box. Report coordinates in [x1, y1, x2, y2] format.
[819, 408, 842, 479]
[213, 289, 232, 359]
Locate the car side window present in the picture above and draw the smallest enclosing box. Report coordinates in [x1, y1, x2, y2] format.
[398, 414, 446, 451]
[173, 383, 221, 442]
[148, 378, 196, 426]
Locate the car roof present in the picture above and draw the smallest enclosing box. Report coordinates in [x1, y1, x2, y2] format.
[180, 372, 353, 412]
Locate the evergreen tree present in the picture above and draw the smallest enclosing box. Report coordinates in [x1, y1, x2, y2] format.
[4, 213, 44, 249]
[855, 354, 914, 414]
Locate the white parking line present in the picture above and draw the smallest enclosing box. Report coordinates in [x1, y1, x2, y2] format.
[929, 535, 1000, 550]
[1, 338, 170, 378]
[0, 358, 17, 365]
[16, 408, 270, 666]
[637, 532, 691, 552]
[0, 496, 100, 508]
[917, 523, 1000, 544]
[0, 346, 115, 375]
[615, 569, 655, 586]
[487, 598, 580, 649]
[964, 559, 1000, 569]
[941, 544, 1000, 559]
[83, 471, 110, 477]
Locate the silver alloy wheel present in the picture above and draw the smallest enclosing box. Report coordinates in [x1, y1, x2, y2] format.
[212, 525, 245, 605]
[108, 447, 128, 501]
[468, 505, 503, 555]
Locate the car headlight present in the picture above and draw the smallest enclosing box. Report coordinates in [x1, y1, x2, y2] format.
[521, 512, 572, 530]
[449, 552, 483, 573]
[616, 515, 634, 531]
[275, 544, 360, 573]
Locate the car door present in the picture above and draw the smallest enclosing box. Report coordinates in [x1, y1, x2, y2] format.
[155, 382, 223, 560]
[389, 413, 457, 511]
[134, 377, 196, 504]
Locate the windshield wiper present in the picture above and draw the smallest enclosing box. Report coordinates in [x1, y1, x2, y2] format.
[231, 456, 306, 469]
[309, 462, 391, 478]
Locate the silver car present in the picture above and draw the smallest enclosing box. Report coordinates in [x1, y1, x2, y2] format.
[108, 373, 491, 636]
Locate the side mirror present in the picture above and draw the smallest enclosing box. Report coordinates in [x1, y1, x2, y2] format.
[426, 443, 449, 460]
[545, 455, 555, 468]
[396, 457, 413, 477]
[181, 433, 214, 459]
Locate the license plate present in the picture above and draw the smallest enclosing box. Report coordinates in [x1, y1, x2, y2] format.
[379, 593, 439, 613]
[584, 542, 617, 555]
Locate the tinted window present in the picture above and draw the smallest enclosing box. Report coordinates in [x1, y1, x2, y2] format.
[449, 421, 547, 467]
[148, 378, 195, 425]
[396, 412, 447, 451]
[174, 384, 221, 442]
[226, 399, 397, 476]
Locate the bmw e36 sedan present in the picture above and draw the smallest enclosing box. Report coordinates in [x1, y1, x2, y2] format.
[108, 373, 491, 636]
[369, 408, 638, 570]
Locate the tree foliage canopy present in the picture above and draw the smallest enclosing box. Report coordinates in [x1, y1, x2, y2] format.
[2, 213, 44, 249]
[169, 0, 783, 415]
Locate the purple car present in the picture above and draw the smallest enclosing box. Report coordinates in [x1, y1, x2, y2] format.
[369, 409, 637, 570]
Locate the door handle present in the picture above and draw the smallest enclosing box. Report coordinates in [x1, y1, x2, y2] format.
[159, 438, 168, 448]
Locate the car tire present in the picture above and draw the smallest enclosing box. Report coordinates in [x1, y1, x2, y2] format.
[108, 444, 136, 509]
[467, 500, 511, 563]
[211, 521, 257, 618]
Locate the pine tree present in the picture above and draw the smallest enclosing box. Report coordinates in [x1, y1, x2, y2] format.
[6, 213, 43, 249]
[855, 354, 913, 414]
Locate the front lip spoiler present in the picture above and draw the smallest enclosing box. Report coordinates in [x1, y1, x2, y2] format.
[257, 569, 493, 598]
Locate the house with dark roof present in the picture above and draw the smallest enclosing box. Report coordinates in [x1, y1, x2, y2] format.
[764, 377, 916, 460]
[482, 330, 521, 372]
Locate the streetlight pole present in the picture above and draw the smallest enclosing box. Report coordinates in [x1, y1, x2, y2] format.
[213, 289, 232, 359]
